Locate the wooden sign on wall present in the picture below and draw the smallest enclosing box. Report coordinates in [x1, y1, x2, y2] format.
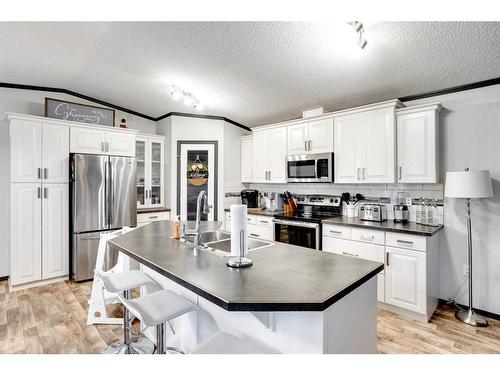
[45, 97, 115, 126]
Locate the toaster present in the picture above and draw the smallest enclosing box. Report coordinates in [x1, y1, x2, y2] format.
[359, 204, 387, 222]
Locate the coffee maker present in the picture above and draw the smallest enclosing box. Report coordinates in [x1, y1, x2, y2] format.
[240, 189, 259, 208]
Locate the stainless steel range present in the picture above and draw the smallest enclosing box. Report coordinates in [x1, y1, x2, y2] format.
[273, 195, 342, 250]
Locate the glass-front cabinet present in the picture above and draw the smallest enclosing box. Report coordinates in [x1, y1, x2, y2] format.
[136, 134, 165, 209]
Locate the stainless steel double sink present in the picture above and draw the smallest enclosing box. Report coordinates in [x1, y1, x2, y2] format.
[181, 230, 272, 254]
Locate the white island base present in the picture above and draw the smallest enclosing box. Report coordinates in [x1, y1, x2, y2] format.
[140, 265, 378, 354]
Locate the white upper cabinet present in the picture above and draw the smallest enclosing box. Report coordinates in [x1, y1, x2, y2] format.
[70, 125, 136, 157]
[287, 118, 333, 155]
[42, 183, 69, 279]
[70, 126, 107, 154]
[268, 127, 287, 182]
[308, 118, 334, 153]
[10, 119, 42, 182]
[397, 104, 441, 183]
[287, 123, 309, 155]
[10, 118, 69, 183]
[136, 135, 165, 209]
[240, 136, 253, 182]
[334, 101, 401, 183]
[252, 127, 287, 183]
[42, 124, 69, 183]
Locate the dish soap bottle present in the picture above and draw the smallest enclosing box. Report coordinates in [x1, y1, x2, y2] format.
[172, 215, 181, 239]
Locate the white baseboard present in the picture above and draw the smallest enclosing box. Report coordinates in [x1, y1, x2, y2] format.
[8, 275, 69, 292]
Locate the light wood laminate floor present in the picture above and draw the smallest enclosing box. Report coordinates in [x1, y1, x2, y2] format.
[1, 279, 499, 354]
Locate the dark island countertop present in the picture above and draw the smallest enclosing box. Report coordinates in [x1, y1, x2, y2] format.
[322, 216, 443, 236]
[224, 208, 282, 217]
[108, 221, 383, 312]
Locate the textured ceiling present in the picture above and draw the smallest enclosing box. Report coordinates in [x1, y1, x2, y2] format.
[0, 22, 499, 126]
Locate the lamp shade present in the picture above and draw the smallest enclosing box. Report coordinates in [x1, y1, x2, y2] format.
[444, 169, 493, 198]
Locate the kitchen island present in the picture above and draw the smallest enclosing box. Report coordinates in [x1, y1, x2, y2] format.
[108, 221, 384, 354]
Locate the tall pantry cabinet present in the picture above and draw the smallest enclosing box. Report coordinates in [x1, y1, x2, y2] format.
[9, 115, 69, 287]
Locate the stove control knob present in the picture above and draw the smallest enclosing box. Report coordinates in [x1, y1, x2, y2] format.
[330, 199, 334, 203]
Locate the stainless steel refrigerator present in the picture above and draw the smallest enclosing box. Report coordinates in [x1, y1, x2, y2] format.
[70, 153, 137, 281]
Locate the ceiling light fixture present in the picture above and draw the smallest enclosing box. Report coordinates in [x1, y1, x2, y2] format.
[169, 84, 202, 110]
[348, 21, 368, 50]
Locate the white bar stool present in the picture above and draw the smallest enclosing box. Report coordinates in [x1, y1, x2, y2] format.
[98, 270, 158, 354]
[117, 289, 198, 354]
[192, 332, 280, 354]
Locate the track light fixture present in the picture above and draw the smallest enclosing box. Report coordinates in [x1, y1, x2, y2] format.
[169, 84, 202, 110]
[348, 21, 368, 50]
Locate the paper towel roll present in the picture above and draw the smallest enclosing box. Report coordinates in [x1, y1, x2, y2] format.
[230, 204, 247, 257]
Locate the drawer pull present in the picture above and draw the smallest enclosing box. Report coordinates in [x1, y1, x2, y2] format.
[386, 252, 390, 266]
[260, 220, 270, 224]
[329, 230, 342, 235]
[149, 216, 159, 219]
[397, 240, 413, 246]
[250, 233, 260, 237]
[342, 251, 358, 257]
[361, 235, 375, 241]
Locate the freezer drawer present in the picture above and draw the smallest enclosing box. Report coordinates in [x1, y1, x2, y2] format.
[72, 231, 117, 281]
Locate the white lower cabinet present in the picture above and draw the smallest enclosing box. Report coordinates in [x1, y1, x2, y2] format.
[42, 184, 69, 279]
[10, 183, 69, 287]
[385, 246, 426, 314]
[322, 236, 385, 302]
[137, 211, 171, 228]
[224, 212, 274, 241]
[323, 225, 439, 321]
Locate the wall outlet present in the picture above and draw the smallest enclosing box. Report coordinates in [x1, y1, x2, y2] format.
[463, 265, 470, 277]
[405, 197, 413, 206]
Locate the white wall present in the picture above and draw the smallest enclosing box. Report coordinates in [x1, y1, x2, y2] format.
[0, 88, 157, 277]
[405, 84, 500, 315]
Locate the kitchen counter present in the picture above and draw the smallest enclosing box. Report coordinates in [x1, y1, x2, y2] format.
[322, 216, 443, 236]
[108, 220, 383, 312]
[224, 207, 282, 217]
[137, 207, 171, 214]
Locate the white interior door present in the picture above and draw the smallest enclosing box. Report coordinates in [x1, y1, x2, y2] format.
[179, 143, 216, 221]
[42, 183, 69, 279]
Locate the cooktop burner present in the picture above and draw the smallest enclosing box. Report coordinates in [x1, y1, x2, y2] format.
[273, 194, 343, 223]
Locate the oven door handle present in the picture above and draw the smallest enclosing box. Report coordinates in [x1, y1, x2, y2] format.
[273, 219, 320, 229]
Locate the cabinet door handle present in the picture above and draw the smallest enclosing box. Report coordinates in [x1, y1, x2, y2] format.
[43, 168, 48, 179]
[362, 168, 366, 180]
[106, 142, 109, 152]
[357, 168, 361, 180]
[43, 187, 48, 199]
[385, 252, 390, 266]
[37, 187, 41, 199]
[308, 140, 312, 151]
[304, 141, 308, 152]
[250, 233, 260, 237]
[37, 168, 41, 179]
[329, 230, 342, 236]
[342, 251, 358, 257]
[101, 142, 105, 152]
[398, 166, 402, 180]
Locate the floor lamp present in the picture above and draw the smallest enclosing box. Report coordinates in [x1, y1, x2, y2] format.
[444, 168, 493, 327]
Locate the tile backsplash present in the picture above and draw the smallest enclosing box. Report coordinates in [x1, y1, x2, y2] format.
[247, 182, 445, 224]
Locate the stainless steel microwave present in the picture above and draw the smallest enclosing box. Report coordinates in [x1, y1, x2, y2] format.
[286, 152, 334, 183]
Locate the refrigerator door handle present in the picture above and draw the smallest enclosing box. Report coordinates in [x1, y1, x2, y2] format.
[104, 160, 109, 226]
[109, 160, 113, 226]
